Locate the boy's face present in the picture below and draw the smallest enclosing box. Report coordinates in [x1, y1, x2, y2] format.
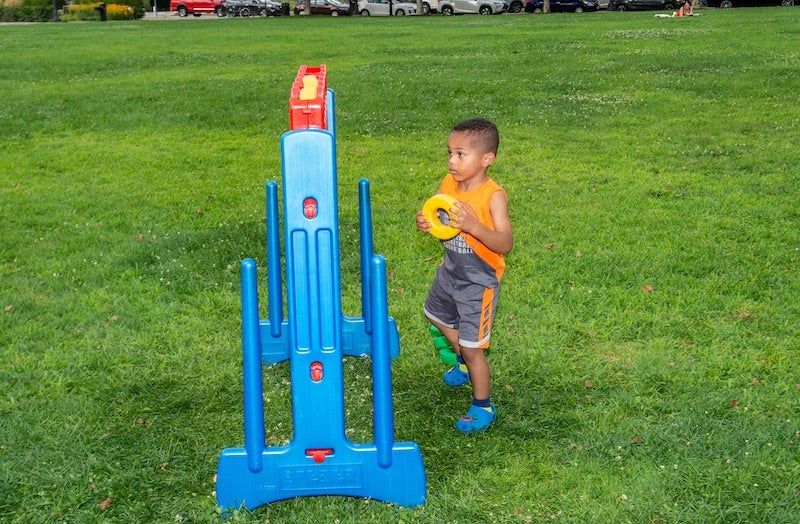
[446, 130, 495, 185]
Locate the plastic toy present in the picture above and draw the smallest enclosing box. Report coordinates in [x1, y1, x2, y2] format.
[430, 325, 457, 366]
[422, 193, 460, 240]
[215, 65, 426, 512]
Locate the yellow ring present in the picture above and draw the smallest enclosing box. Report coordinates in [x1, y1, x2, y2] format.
[422, 194, 461, 240]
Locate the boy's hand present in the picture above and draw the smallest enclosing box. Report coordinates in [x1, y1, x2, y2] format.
[450, 201, 479, 233]
[416, 210, 432, 233]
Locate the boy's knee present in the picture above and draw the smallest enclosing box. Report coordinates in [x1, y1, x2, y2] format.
[459, 346, 484, 362]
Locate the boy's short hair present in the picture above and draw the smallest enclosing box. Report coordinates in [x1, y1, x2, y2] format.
[452, 118, 499, 155]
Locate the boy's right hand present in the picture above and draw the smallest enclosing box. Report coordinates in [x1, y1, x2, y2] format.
[416, 210, 431, 233]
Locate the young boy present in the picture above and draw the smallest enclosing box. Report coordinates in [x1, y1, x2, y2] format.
[416, 118, 514, 433]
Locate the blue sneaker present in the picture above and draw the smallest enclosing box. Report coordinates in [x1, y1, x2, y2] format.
[443, 364, 470, 386]
[455, 403, 496, 434]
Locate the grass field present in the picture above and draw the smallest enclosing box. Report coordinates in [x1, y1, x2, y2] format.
[2, 7, 800, 523]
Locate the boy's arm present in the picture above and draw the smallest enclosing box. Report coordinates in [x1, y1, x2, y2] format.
[453, 190, 514, 255]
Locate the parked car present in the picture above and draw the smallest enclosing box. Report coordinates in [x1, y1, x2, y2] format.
[422, 0, 439, 12]
[506, 0, 525, 10]
[524, 0, 598, 10]
[294, 0, 352, 14]
[706, 0, 794, 6]
[170, 0, 225, 16]
[358, 0, 417, 14]
[262, 0, 284, 13]
[609, 0, 676, 9]
[222, 0, 282, 15]
[439, 0, 507, 13]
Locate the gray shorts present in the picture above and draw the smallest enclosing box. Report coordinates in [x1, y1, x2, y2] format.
[423, 264, 499, 349]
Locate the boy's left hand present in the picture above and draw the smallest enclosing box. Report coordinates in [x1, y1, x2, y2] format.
[450, 201, 479, 233]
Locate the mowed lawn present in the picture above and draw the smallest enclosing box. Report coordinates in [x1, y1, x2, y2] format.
[1, 7, 799, 523]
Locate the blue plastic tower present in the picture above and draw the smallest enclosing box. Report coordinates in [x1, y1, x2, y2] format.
[215, 66, 426, 512]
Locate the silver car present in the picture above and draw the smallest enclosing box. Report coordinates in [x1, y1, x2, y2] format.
[422, 0, 440, 11]
[439, 0, 507, 13]
[358, 0, 418, 14]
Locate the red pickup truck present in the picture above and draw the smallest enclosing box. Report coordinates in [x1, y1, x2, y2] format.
[170, 0, 226, 16]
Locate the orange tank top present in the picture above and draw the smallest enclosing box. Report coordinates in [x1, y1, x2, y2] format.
[439, 174, 506, 282]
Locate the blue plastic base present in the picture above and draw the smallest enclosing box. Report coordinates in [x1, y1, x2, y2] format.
[216, 441, 426, 511]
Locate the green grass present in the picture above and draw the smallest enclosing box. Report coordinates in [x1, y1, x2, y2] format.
[2, 8, 800, 523]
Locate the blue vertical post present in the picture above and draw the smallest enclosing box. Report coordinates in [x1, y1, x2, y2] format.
[370, 254, 394, 469]
[325, 88, 335, 135]
[358, 179, 374, 334]
[266, 181, 283, 338]
[241, 258, 265, 473]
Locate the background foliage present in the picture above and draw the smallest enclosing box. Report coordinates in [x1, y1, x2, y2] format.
[0, 0, 144, 21]
[1, 8, 799, 523]
[0, 0, 66, 22]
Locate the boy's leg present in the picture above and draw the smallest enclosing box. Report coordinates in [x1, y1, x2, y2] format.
[432, 321, 471, 386]
[429, 325, 496, 432]
[431, 321, 460, 356]
[456, 346, 496, 433]
[424, 267, 465, 373]
[460, 346, 489, 399]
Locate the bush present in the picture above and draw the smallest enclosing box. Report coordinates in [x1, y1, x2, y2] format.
[117, 0, 146, 18]
[60, 2, 96, 19]
[0, 0, 145, 20]
[106, 2, 134, 17]
[60, 0, 145, 19]
[0, 0, 64, 21]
